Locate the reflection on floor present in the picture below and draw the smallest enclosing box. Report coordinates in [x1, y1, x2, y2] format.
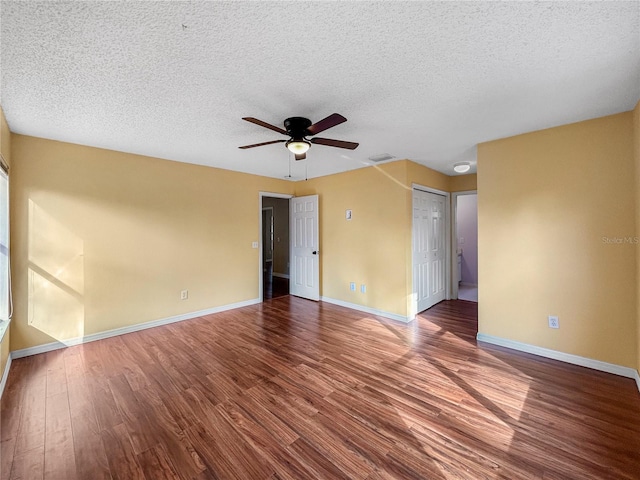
[263, 262, 289, 300]
[458, 283, 478, 302]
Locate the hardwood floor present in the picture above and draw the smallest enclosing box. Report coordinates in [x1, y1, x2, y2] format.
[1, 297, 639, 479]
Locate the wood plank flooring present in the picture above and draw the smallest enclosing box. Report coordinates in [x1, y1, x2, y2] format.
[1, 297, 639, 479]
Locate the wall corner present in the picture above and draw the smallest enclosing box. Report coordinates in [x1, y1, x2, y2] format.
[633, 99, 640, 375]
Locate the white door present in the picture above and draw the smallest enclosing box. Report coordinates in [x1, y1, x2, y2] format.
[290, 195, 319, 301]
[413, 189, 446, 313]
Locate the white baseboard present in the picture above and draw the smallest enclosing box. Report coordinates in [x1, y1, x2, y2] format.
[320, 296, 411, 323]
[0, 353, 12, 399]
[11, 298, 261, 360]
[477, 333, 640, 392]
[272, 273, 290, 279]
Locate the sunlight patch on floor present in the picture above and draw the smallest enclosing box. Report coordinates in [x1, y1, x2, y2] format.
[389, 326, 533, 462]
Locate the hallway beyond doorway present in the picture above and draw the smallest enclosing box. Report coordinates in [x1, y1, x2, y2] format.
[458, 284, 478, 302]
[263, 261, 289, 300]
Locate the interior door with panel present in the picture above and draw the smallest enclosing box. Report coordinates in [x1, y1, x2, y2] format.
[413, 189, 446, 313]
[290, 195, 319, 301]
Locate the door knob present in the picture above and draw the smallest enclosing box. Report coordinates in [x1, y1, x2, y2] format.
[312, 251, 318, 255]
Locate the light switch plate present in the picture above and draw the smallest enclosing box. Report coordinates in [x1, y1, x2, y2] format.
[346, 209, 352, 220]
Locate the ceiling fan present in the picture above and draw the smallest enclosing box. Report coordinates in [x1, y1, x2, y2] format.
[239, 113, 359, 160]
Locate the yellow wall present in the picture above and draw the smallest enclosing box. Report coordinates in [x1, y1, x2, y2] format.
[295, 159, 453, 318]
[405, 160, 451, 192]
[450, 173, 477, 192]
[0, 106, 10, 379]
[5, 107, 637, 374]
[295, 161, 410, 316]
[634, 101, 640, 373]
[7, 133, 470, 351]
[0, 108, 9, 167]
[10, 135, 293, 351]
[478, 112, 637, 368]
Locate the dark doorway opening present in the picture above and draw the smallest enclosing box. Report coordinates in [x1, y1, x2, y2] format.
[262, 197, 290, 300]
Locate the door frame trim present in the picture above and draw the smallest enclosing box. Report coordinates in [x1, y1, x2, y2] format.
[259, 192, 293, 301]
[451, 190, 477, 300]
[411, 184, 451, 318]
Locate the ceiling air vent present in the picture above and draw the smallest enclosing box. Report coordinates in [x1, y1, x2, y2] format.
[368, 153, 395, 163]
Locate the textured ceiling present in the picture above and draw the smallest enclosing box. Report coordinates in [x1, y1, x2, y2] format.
[1, 1, 639, 180]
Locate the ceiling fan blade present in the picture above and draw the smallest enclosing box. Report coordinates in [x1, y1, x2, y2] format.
[238, 139, 286, 149]
[306, 113, 347, 135]
[295, 153, 306, 161]
[242, 117, 287, 135]
[310, 137, 359, 150]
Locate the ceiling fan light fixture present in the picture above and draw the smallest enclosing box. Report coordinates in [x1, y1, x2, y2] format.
[453, 162, 471, 173]
[286, 139, 311, 155]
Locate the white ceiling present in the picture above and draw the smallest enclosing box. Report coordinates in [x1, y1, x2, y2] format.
[1, 1, 639, 180]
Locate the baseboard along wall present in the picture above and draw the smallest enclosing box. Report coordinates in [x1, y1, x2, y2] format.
[477, 333, 640, 393]
[11, 298, 261, 360]
[319, 297, 411, 323]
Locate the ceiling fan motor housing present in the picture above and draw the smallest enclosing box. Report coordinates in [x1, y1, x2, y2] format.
[284, 117, 312, 139]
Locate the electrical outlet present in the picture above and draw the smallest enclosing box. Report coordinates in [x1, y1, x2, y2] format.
[251, 241, 258, 248]
[361, 284, 366, 293]
[181, 290, 188, 300]
[548, 315, 559, 329]
[350, 282, 356, 291]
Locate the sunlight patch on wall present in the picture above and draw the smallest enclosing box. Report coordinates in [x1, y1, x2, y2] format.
[371, 164, 411, 191]
[28, 199, 84, 343]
